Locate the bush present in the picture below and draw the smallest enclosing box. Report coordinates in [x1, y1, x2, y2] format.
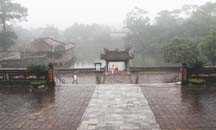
[189, 78, 206, 84]
[27, 64, 48, 73]
[30, 80, 47, 86]
[189, 58, 206, 69]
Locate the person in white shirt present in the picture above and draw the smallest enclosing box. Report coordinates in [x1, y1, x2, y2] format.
[72, 74, 78, 84]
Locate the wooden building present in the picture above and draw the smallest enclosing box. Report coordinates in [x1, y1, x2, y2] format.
[24, 37, 76, 67]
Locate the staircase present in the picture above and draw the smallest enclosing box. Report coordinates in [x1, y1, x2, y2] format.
[103, 74, 133, 84]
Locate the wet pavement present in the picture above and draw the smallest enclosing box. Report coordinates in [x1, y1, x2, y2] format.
[0, 85, 95, 130]
[0, 83, 216, 130]
[141, 83, 216, 130]
[77, 85, 160, 130]
[58, 73, 96, 84]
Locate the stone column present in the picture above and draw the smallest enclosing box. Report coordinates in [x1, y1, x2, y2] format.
[106, 61, 109, 72]
[47, 63, 56, 87]
[181, 63, 188, 85]
[124, 61, 127, 71]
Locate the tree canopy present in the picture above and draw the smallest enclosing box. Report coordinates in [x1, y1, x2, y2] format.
[201, 28, 216, 65]
[0, 0, 27, 51]
[0, 0, 28, 32]
[124, 2, 216, 66]
[161, 38, 199, 65]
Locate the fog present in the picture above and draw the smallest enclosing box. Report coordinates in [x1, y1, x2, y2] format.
[1, 0, 216, 68]
[15, 0, 213, 29]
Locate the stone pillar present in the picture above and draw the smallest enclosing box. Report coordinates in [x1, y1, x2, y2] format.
[125, 61, 129, 71]
[47, 63, 56, 87]
[106, 61, 109, 72]
[125, 61, 127, 71]
[181, 63, 188, 85]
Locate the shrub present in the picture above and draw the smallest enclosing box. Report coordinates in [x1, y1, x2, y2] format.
[189, 58, 206, 69]
[27, 64, 48, 73]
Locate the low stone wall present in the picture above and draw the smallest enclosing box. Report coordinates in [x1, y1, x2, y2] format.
[56, 68, 105, 74]
[130, 67, 180, 72]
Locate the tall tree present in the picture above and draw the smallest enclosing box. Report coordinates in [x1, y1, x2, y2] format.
[0, 0, 28, 32]
[161, 38, 199, 65]
[201, 28, 216, 65]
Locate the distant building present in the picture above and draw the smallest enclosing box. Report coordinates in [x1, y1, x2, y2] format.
[0, 38, 76, 68]
[29, 37, 76, 67]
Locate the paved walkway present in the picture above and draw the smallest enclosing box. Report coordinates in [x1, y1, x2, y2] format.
[1, 83, 216, 130]
[77, 85, 161, 130]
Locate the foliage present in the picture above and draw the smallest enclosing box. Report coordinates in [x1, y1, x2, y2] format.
[161, 38, 199, 64]
[189, 78, 206, 84]
[0, 31, 17, 51]
[30, 80, 47, 86]
[4, 1, 216, 66]
[189, 58, 206, 80]
[189, 58, 206, 69]
[0, 0, 28, 32]
[124, 2, 216, 66]
[200, 28, 216, 65]
[27, 64, 48, 73]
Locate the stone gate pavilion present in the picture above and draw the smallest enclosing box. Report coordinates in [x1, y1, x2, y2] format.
[100, 48, 134, 72]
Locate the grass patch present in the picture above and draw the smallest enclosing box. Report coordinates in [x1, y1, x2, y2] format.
[30, 80, 47, 86]
[189, 78, 206, 84]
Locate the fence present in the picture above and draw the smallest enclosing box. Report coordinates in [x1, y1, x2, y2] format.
[0, 68, 48, 85]
[187, 66, 216, 82]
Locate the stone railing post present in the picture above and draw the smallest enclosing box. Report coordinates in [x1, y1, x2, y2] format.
[47, 63, 56, 87]
[181, 63, 188, 85]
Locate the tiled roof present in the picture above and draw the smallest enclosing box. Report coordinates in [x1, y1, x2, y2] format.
[33, 37, 75, 50]
[101, 49, 134, 61]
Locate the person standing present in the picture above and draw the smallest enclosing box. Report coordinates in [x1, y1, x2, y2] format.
[72, 74, 78, 84]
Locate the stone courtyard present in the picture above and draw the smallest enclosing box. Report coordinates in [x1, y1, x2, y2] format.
[0, 82, 216, 130]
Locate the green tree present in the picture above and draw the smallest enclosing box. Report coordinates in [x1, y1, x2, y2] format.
[161, 38, 199, 65]
[0, 31, 17, 51]
[0, 0, 28, 32]
[201, 28, 216, 65]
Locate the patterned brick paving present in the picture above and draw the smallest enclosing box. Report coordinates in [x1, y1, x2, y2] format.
[0, 85, 95, 130]
[140, 83, 216, 130]
[1, 83, 216, 130]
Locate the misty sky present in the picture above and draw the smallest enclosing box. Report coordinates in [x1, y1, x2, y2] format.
[16, 0, 214, 29]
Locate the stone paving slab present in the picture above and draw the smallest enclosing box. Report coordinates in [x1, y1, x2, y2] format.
[77, 84, 161, 130]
